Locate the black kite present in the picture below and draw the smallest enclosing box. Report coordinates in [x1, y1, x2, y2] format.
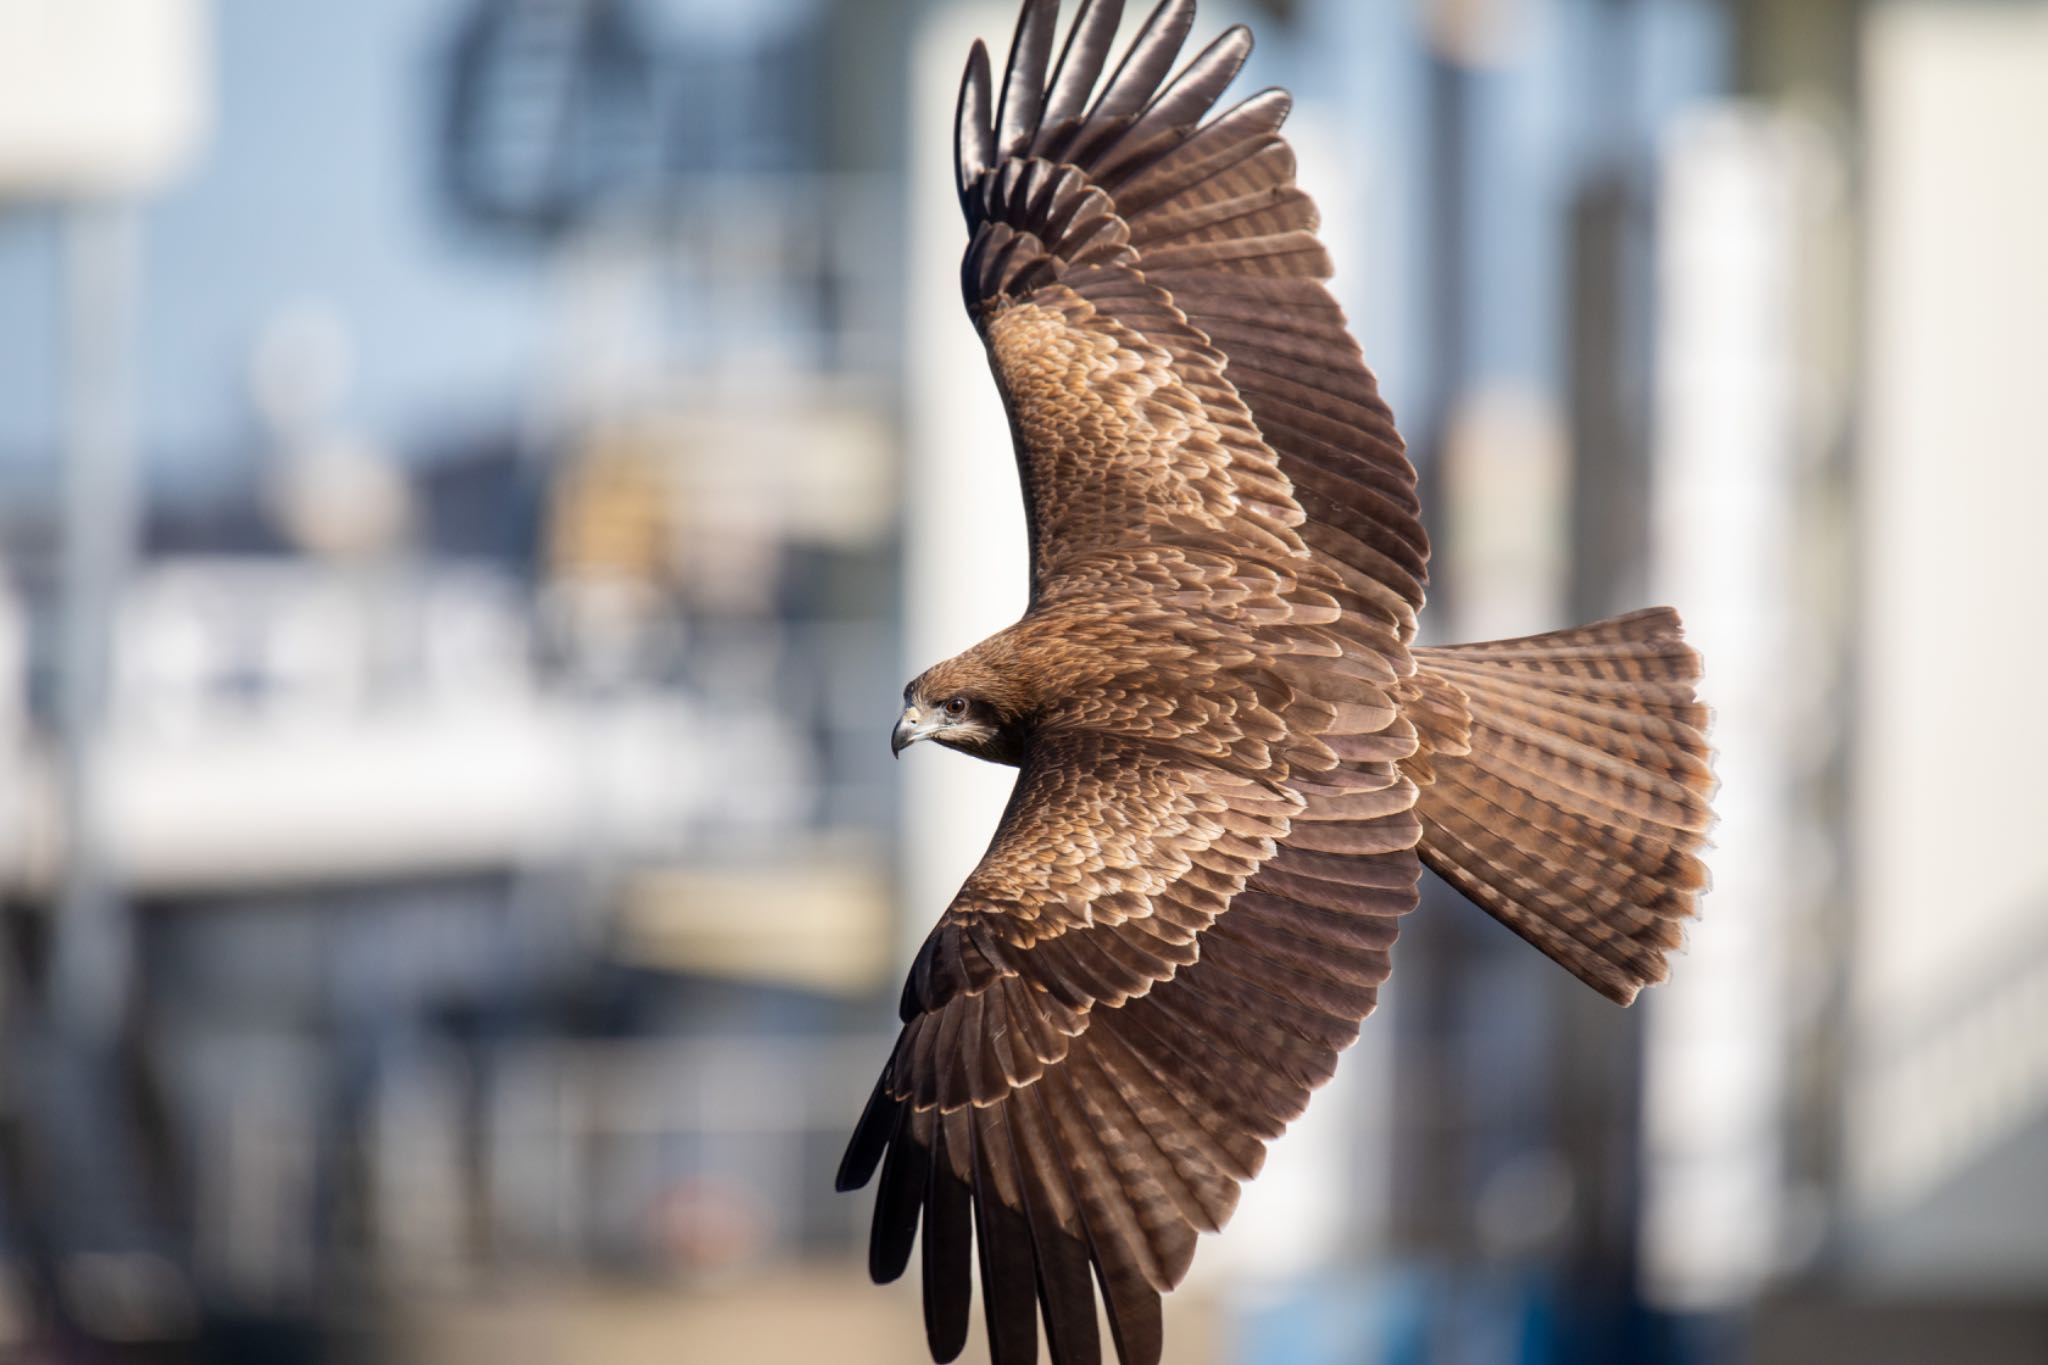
[842, 3, 1716, 1362]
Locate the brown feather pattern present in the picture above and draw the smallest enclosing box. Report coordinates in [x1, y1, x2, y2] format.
[1402, 609, 1716, 1005]
[843, 6, 1718, 1364]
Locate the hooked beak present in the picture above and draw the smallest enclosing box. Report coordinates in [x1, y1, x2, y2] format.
[892, 706, 936, 758]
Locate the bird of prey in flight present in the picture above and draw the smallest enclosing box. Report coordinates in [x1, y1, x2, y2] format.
[841, 3, 1716, 1362]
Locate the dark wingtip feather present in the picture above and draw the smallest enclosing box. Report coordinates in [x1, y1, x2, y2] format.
[973, 1160, 1041, 1363]
[1010, 1087, 1102, 1365]
[1033, 1065, 1165, 1365]
[836, 1074, 898, 1193]
[1089, 0, 1197, 122]
[869, 1123, 923, 1284]
[957, 40, 996, 206]
[1087, 22, 1255, 184]
[1147, 23, 1254, 124]
[1095, 1261, 1165, 1365]
[1231, 85, 1293, 131]
[1040, 0, 1126, 139]
[995, 0, 1060, 160]
[922, 1123, 975, 1362]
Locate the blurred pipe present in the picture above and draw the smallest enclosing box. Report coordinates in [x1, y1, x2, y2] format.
[55, 202, 140, 1045]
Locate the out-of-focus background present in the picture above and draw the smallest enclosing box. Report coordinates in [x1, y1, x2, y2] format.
[0, 0, 2042, 1361]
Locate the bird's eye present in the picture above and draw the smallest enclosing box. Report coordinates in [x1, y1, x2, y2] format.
[944, 696, 969, 718]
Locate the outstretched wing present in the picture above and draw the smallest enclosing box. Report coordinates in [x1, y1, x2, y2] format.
[957, 0, 1428, 643]
[839, 730, 1420, 1365]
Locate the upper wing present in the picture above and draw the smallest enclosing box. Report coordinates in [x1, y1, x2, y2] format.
[838, 729, 1421, 1365]
[958, 0, 1429, 640]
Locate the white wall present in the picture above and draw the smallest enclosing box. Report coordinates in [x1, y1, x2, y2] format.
[1850, 0, 2048, 1225]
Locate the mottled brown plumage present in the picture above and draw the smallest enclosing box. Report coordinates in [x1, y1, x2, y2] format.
[846, 4, 1716, 1363]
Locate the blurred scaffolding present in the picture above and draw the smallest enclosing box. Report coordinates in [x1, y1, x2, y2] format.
[0, 1, 2042, 1363]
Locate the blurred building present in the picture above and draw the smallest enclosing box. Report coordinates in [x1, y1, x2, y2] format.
[0, 1, 2041, 1363]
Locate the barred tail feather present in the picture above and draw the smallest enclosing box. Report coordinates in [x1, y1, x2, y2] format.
[1402, 608, 1715, 1005]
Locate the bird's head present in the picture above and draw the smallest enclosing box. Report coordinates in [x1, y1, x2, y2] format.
[893, 656, 1029, 765]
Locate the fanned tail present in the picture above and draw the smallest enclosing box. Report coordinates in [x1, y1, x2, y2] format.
[1400, 608, 1715, 1005]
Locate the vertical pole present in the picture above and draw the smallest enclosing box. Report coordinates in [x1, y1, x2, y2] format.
[55, 202, 139, 1047]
